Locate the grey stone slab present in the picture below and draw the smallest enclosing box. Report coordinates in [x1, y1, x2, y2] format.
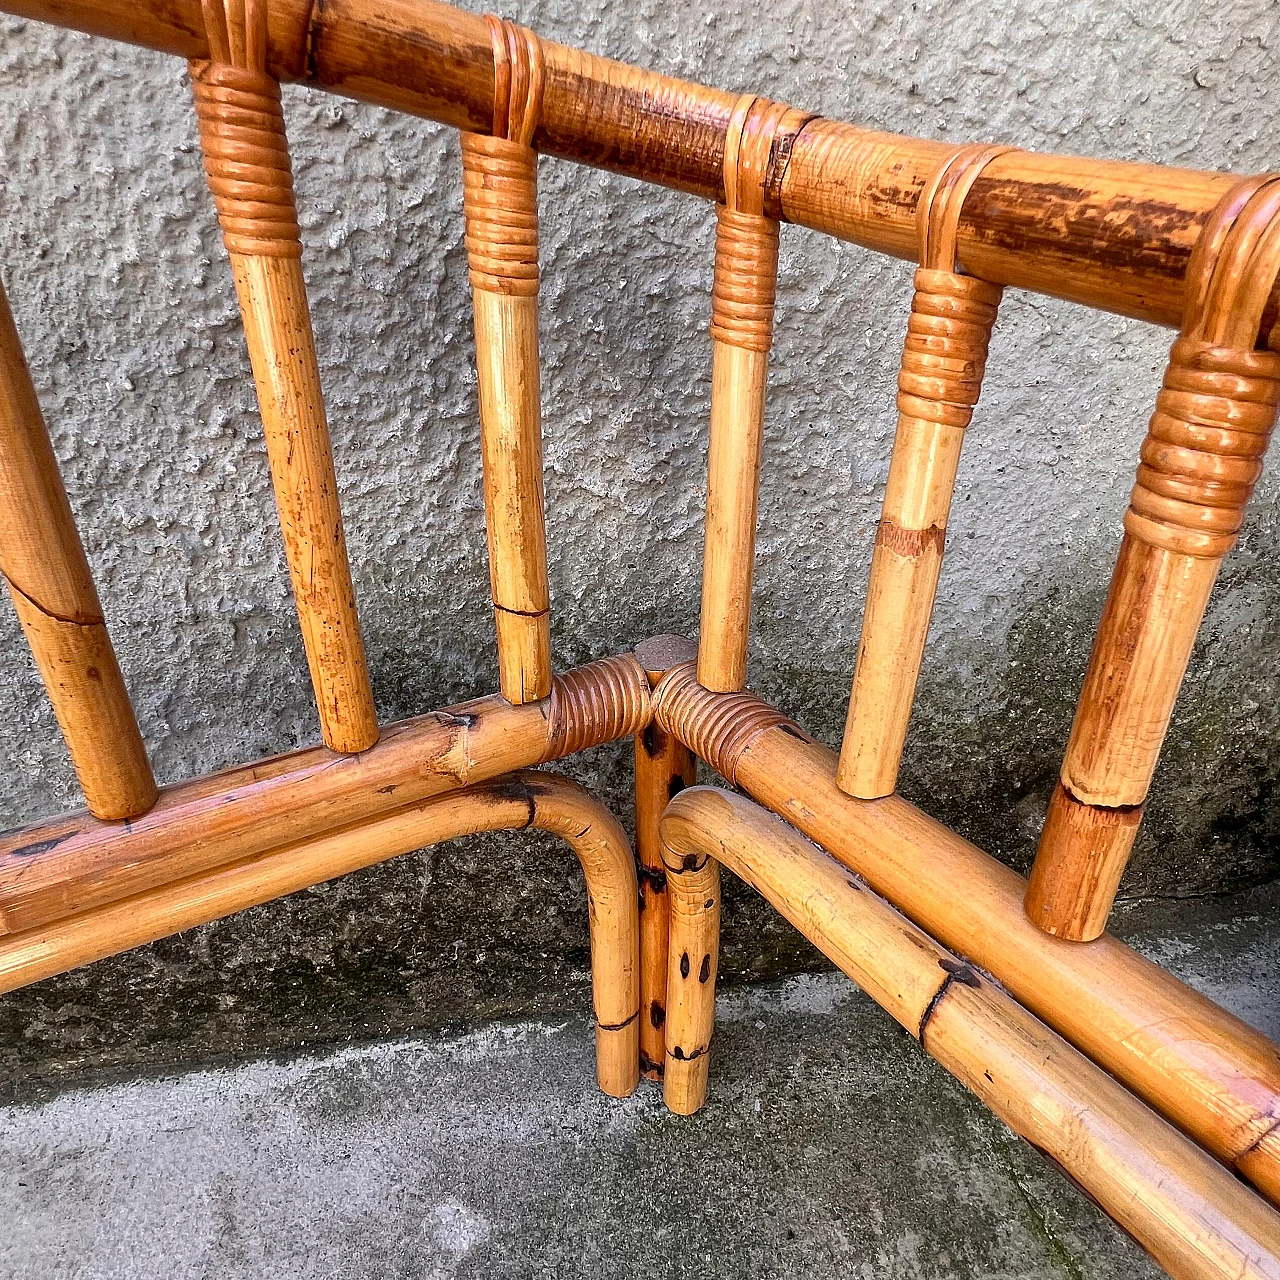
[0, 971, 1164, 1280]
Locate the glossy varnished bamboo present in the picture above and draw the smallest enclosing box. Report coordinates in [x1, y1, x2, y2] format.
[0, 771, 639, 1096]
[190, 2, 377, 753]
[632, 635, 698, 1078]
[3, 0, 1269, 331]
[0, 651, 651, 936]
[463, 19, 552, 704]
[696, 96, 790, 691]
[661, 786, 1280, 1280]
[839, 144, 1009, 798]
[651, 661, 1280, 1205]
[0, 277, 157, 821]
[1027, 176, 1280, 940]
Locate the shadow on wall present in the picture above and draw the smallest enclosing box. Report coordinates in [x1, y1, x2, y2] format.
[758, 521, 1280, 904]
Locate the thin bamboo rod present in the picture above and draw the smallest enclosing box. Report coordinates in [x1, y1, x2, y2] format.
[661, 786, 1280, 1280]
[661, 836, 717, 1116]
[463, 17, 552, 704]
[0, 770, 639, 1097]
[0, 651, 651, 936]
[0, 0, 1267, 331]
[633, 635, 698, 1078]
[1026, 175, 1280, 941]
[189, 0, 377, 753]
[696, 96, 795, 692]
[838, 144, 1011, 799]
[0, 277, 157, 821]
[649, 658, 1280, 1205]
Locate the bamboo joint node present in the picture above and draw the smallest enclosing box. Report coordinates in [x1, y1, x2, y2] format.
[189, 0, 300, 258]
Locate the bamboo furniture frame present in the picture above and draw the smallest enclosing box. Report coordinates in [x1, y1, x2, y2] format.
[4, 0, 1280, 1272]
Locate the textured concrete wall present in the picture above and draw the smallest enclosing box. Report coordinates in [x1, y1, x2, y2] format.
[1, 0, 1278, 1087]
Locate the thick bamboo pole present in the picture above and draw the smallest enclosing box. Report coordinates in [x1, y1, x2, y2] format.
[633, 635, 698, 1078]
[650, 659, 1280, 1205]
[838, 144, 1011, 799]
[189, 0, 377, 753]
[463, 18, 552, 704]
[0, 0, 1267, 331]
[1026, 176, 1280, 941]
[661, 787, 1280, 1280]
[0, 278, 157, 821]
[696, 96, 795, 692]
[0, 770, 639, 1096]
[0, 651, 650, 936]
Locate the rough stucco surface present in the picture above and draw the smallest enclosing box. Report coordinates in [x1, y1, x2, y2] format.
[1, 0, 1279, 1082]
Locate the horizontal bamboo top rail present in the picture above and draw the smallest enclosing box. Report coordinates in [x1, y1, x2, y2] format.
[2, 0, 1264, 332]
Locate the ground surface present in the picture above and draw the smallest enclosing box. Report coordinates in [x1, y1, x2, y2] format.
[3, 883, 1278, 1280]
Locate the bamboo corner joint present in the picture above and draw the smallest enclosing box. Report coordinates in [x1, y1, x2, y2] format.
[3, 0, 1280, 1273]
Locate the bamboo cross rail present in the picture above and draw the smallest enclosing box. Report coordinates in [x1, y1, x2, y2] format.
[650, 659, 1280, 1207]
[1026, 175, 1280, 941]
[5, 0, 1280, 1267]
[838, 143, 1012, 799]
[660, 787, 1280, 1280]
[190, 0, 377, 753]
[0, 770, 640, 1097]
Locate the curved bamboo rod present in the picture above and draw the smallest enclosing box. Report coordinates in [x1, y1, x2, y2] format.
[190, 0, 378, 753]
[0, 0, 1264, 331]
[650, 658, 1280, 1206]
[464, 17, 552, 704]
[1026, 176, 1280, 941]
[632, 634, 698, 1078]
[0, 277, 157, 821]
[838, 143, 1012, 799]
[0, 770, 640, 1097]
[660, 786, 1280, 1280]
[0, 650, 651, 936]
[696, 96, 797, 692]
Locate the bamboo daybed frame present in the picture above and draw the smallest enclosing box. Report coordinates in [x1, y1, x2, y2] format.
[1, 0, 1280, 1273]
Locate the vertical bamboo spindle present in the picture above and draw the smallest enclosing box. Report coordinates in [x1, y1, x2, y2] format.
[188, 0, 377, 754]
[837, 144, 1014, 799]
[661, 828, 720, 1115]
[463, 17, 552, 705]
[1027, 175, 1280, 941]
[633, 635, 698, 1078]
[0, 279, 157, 821]
[696, 96, 790, 692]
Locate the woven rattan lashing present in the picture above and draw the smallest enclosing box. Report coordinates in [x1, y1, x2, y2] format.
[837, 144, 1014, 801]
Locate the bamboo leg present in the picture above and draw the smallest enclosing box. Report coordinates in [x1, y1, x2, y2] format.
[462, 19, 552, 704]
[661, 786, 1280, 1280]
[633, 634, 698, 1078]
[838, 145, 1011, 799]
[189, 3, 377, 755]
[661, 840, 718, 1115]
[696, 96, 787, 692]
[0, 650, 651, 935]
[0, 770, 639, 1097]
[1028, 176, 1280, 940]
[0, 277, 157, 821]
[651, 659, 1280, 1205]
